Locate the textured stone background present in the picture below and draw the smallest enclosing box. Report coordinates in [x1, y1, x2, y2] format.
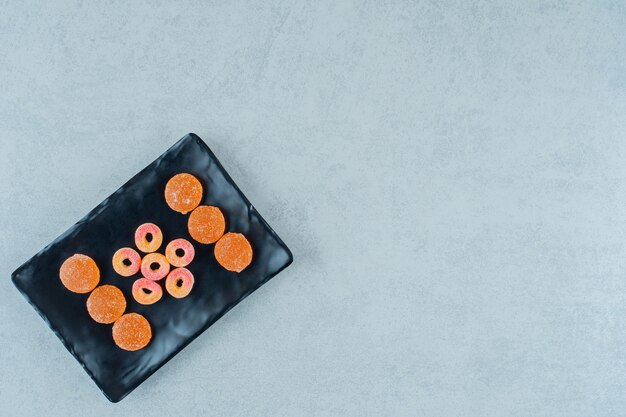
[1, 1, 626, 416]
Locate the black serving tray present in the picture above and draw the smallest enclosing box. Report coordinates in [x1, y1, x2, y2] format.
[11, 133, 293, 402]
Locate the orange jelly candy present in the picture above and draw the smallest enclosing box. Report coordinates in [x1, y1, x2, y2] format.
[59, 254, 100, 293]
[214, 233, 253, 272]
[164, 173, 203, 214]
[112, 313, 152, 351]
[188, 205, 225, 244]
[86, 285, 126, 324]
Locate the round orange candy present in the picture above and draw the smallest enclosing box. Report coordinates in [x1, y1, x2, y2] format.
[134, 223, 163, 253]
[188, 205, 225, 244]
[59, 254, 100, 293]
[132, 278, 163, 305]
[112, 313, 152, 351]
[165, 173, 203, 214]
[86, 285, 126, 324]
[112, 247, 141, 277]
[214, 233, 253, 272]
[165, 268, 194, 298]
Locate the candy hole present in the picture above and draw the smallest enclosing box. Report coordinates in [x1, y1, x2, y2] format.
[150, 262, 160, 270]
[146, 233, 153, 242]
[142, 288, 152, 294]
[175, 248, 185, 257]
[122, 258, 132, 266]
[176, 279, 183, 288]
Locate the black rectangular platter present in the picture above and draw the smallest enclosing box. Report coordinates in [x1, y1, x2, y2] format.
[11, 133, 293, 402]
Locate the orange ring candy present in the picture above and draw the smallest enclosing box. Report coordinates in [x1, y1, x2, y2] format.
[132, 278, 163, 305]
[86, 285, 126, 324]
[164, 173, 203, 214]
[165, 268, 194, 298]
[214, 233, 253, 272]
[140, 252, 170, 281]
[187, 205, 225, 244]
[165, 238, 195, 267]
[59, 254, 100, 293]
[134, 223, 163, 253]
[112, 247, 141, 277]
[112, 313, 152, 351]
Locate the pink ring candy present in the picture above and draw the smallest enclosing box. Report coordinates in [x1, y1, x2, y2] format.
[132, 278, 163, 305]
[112, 247, 141, 277]
[165, 238, 195, 268]
[165, 268, 194, 298]
[135, 223, 163, 253]
[140, 253, 170, 281]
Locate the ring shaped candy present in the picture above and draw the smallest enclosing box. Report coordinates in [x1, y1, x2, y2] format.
[165, 238, 195, 267]
[112, 247, 141, 276]
[135, 223, 163, 253]
[132, 278, 163, 305]
[165, 268, 194, 298]
[140, 252, 170, 281]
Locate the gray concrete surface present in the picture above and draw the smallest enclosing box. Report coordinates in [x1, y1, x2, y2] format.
[1, 1, 626, 416]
